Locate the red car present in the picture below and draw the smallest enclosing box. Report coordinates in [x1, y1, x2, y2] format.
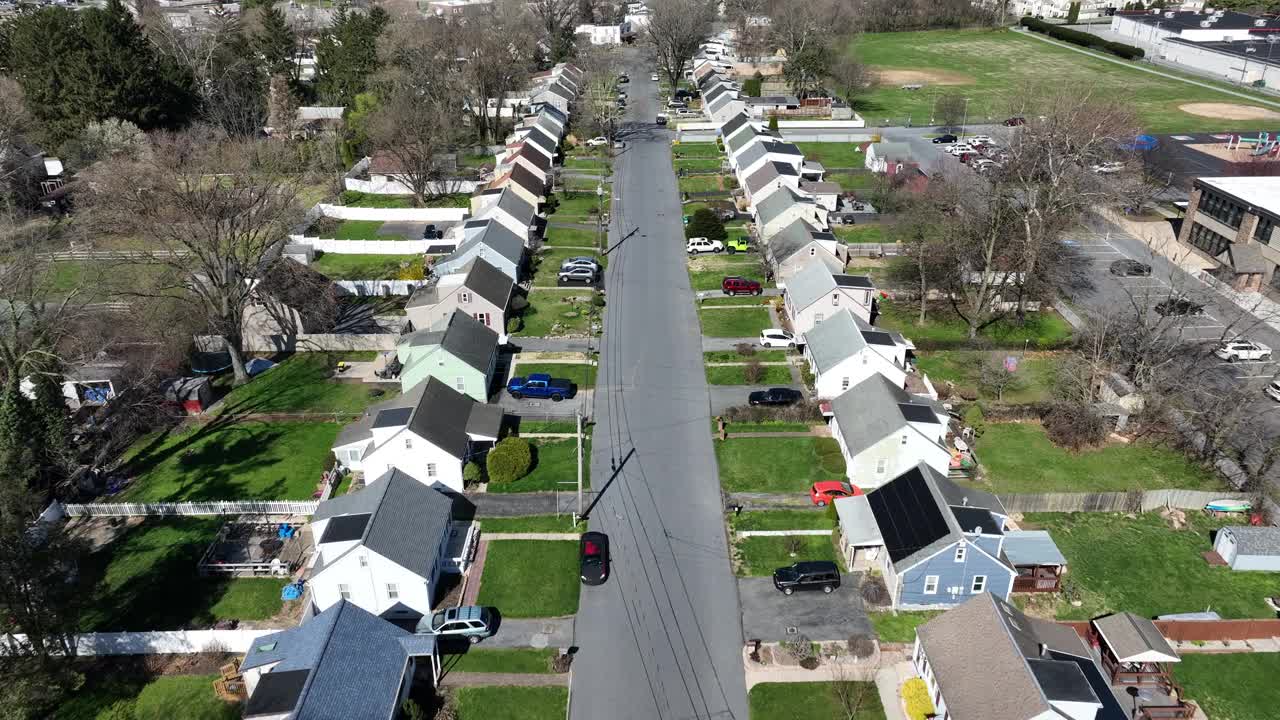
[722, 276, 762, 296]
[1003, 116, 1026, 126]
[809, 481, 862, 506]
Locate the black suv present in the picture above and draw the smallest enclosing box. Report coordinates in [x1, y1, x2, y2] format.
[1155, 297, 1204, 316]
[772, 561, 841, 595]
[749, 387, 802, 406]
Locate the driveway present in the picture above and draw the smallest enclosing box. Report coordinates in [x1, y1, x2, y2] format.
[709, 385, 805, 414]
[497, 388, 594, 417]
[481, 617, 576, 650]
[738, 575, 872, 643]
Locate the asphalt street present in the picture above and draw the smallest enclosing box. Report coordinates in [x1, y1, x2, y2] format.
[568, 50, 749, 720]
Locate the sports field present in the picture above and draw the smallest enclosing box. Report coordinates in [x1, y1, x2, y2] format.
[849, 29, 1280, 133]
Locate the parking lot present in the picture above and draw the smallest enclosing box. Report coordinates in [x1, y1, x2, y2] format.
[738, 574, 872, 643]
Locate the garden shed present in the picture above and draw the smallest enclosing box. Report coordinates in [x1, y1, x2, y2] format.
[1211, 526, 1280, 572]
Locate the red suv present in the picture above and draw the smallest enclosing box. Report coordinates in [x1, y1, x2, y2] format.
[722, 276, 762, 296]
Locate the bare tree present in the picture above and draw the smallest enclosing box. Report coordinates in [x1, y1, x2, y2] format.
[979, 352, 1024, 402]
[528, 0, 581, 62]
[81, 131, 306, 385]
[827, 52, 877, 107]
[934, 92, 966, 127]
[887, 189, 950, 325]
[830, 636, 881, 720]
[367, 83, 463, 206]
[149, 16, 267, 137]
[647, 0, 717, 92]
[574, 47, 623, 139]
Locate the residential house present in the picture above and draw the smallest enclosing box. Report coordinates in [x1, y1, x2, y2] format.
[497, 144, 552, 185]
[725, 125, 766, 169]
[242, 257, 341, 352]
[530, 111, 565, 144]
[1176, 176, 1280, 292]
[489, 163, 547, 209]
[827, 374, 950, 487]
[575, 23, 623, 44]
[718, 112, 753, 146]
[782, 258, 873, 331]
[912, 593, 1121, 720]
[511, 123, 559, 162]
[754, 185, 828, 240]
[743, 161, 800, 205]
[835, 463, 1017, 607]
[309, 469, 467, 621]
[744, 95, 800, 118]
[865, 141, 917, 174]
[396, 309, 498, 399]
[768, 221, 851, 287]
[737, 139, 804, 180]
[532, 104, 569, 135]
[706, 93, 748, 124]
[331, 377, 503, 493]
[799, 180, 841, 211]
[470, 186, 537, 243]
[804, 309, 908, 399]
[1211, 525, 1280, 571]
[528, 77, 576, 114]
[431, 219, 525, 281]
[241, 601, 439, 720]
[406, 258, 514, 334]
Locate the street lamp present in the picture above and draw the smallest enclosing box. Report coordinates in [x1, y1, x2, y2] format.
[596, 183, 605, 250]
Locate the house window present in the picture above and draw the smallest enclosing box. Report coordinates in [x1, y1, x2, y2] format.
[475, 312, 490, 327]
[923, 575, 939, 594]
[405, 438, 413, 449]
[841, 377, 850, 391]
[814, 313, 824, 324]
[255, 642, 277, 653]
[358, 554, 368, 568]
[427, 463, 437, 477]
[460, 291, 472, 304]
[387, 584, 399, 600]
[971, 575, 986, 594]
[954, 546, 966, 563]
[455, 377, 466, 392]
[901, 433, 908, 445]
[831, 293, 839, 306]
[338, 584, 351, 600]
[876, 458, 887, 474]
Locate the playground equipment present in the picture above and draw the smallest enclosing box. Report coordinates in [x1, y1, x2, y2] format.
[1120, 134, 1158, 152]
[1225, 132, 1280, 156]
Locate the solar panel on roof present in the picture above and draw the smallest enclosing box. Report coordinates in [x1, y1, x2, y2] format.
[373, 407, 412, 428]
[898, 403, 939, 424]
[861, 331, 895, 346]
[866, 468, 950, 563]
[244, 669, 309, 716]
[319, 513, 371, 544]
[834, 275, 874, 288]
[951, 506, 1002, 536]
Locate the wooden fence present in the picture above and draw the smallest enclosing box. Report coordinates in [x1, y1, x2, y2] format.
[998, 490, 1251, 514]
[59, 500, 320, 518]
[1060, 619, 1280, 643]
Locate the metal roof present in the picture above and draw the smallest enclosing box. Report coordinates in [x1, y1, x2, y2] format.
[1092, 612, 1180, 664]
[1002, 530, 1067, 567]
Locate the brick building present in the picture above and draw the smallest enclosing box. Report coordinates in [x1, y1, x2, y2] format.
[1176, 176, 1280, 292]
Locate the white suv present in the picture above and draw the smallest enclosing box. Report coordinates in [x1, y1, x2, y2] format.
[1266, 380, 1280, 403]
[1215, 339, 1272, 362]
[759, 329, 797, 348]
[686, 237, 724, 254]
[585, 137, 608, 147]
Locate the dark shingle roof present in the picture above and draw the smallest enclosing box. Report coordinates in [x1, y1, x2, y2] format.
[407, 377, 476, 457]
[719, 113, 751, 140]
[508, 163, 547, 197]
[494, 186, 536, 228]
[437, 309, 499, 373]
[515, 146, 551, 171]
[463, 258, 515, 308]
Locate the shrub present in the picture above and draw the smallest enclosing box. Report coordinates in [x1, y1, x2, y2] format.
[401, 699, 428, 720]
[1020, 17, 1144, 60]
[734, 342, 756, 357]
[685, 207, 727, 242]
[591, 292, 606, 307]
[486, 437, 533, 484]
[847, 633, 877, 659]
[781, 634, 813, 662]
[1042, 402, 1107, 450]
[722, 401, 823, 425]
[743, 359, 764, 384]
[100, 701, 137, 720]
[767, 114, 779, 132]
[463, 461, 485, 485]
[552, 652, 574, 672]
[743, 72, 763, 97]
[798, 656, 820, 670]
[860, 576, 890, 607]
[902, 678, 935, 720]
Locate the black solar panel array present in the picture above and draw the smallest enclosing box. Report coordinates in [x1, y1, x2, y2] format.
[372, 407, 412, 428]
[834, 275, 874, 289]
[244, 669, 309, 716]
[861, 331, 895, 346]
[319, 513, 371, 544]
[898, 403, 940, 424]
[866, 468, 950, 563]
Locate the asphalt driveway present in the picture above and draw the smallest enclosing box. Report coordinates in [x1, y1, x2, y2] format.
[497, 388, 594, 417]
[738, 574, 872, 643]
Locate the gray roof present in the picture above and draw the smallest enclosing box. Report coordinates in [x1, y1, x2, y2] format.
[399, 309, 497, 374]
[736, 142, 769, 173]
[800, 180, 841, 195]
[804, 309, 871, 374]
[533, 113, 563, 140]
[707, 93, 739, 114]
[515, 145, 551, 172]
[784, 258, 840, 311]
[1092, 612, 1179, 663]
[725, 126, 761, 157]
[761, 139, 802, 157]
[756, 185, 817, 228]
[465, 402, 504, 439]
[745, 161, 797, 195]
[494, 186, 536, 228]
[768, 219, 828, 265]
[1002, 530, 1067, 567]
[834, 493, 882, 547]
[521, 126, 556, 154]
[719, 113, 751, 140]
[917, 593, 1096, 720]
[1219, 525, 1280, 556]
[333, 377, 500, 459]
[745, 95, 799, 107]
[829, 374, 942, 460]
[506, 163, 547, 198]
[444, 220, 525, 272]
[704, 84, 731, 105]
[313, 468, 454, 578]
[869, 141, 914, 161]
[241, 601, 427, 720]
[462, 258, 515, 308]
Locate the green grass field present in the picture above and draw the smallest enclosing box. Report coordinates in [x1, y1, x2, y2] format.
[446, 648, 559, 674]
[826, 171, 879, 192]
[56, 673, 240, 720]
[516, 419, 578, 434]
[1174, 654, 1280, 720]
[562, 156, 611, 173]
[486, 439, 589, 493]
[850, 29, 1280, 133]
[672, 141, 723, 157]
[454, 687, 568, 720]
[310, 253, 422, 280]
[875, 299, 1073, 349]
[550, 191, 610, 220]
[474, 541, 580, 617]
[543, 225, 599, 248]
[833, 224, 888, 244]
[688, 253, 770, 293]
[705, 364, 793, 385]
[698, 307, 773, 337]
[215, 353, 398, 416]
[736, 534, 840, 576]
[330, 220, 409, 241]
[512, 289, 598, 337]
[117, 420, 338, 501]
[673, 156, 724, 173]
[974, 423, 1221, 493]
[704, 349, 787, 363]
[730, 510, 833, 532]
[868, 611, 942, 643]
[678, 174, 725, 194]
[914, 350, 1061, 404]
[749, 682, 885, 720]
[715, 437, 846, 493]
[698, 296, 773, 307]
[480, 515, 584, 533]
[794, 142, 866, 169]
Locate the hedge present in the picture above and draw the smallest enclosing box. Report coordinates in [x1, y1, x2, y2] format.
[1020, 17, 1145, 60]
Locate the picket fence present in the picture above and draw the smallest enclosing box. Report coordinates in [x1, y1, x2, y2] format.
[288, 235, 444, 254]
[2, 630, 267, 656]
[343, 177, 481, 196]
[242, 332, 399, 353]
[317, 203, 469, 223]
[996, 489, 1251, 514]
[335, 279, 422, 296]
[847, 243, 901, 257]
[59, 500, 320, 518]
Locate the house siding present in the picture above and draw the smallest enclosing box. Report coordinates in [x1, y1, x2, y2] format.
[310, 547, 436, 620]
[899, 548, 1014, 609]
[789, 288, 872, 335]
[351, 430, 468, 494]
[813, 351, 907, 400]
[396, 346, 492, 402]
[840, 427, 950, 489]
[776, 244, 845, 287]
[405, 290, 506, 339]
[433, 248, 520, 282]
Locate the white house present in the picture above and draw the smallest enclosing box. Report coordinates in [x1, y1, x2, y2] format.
[736, 139, 804, 181]
[431, 219, 525, 281]
[718, 112, 754, 146]
[754, 186, 828, 241]
[865, 141, 916, 174]
[766, 220, 849, 284]
[309, 469, 468, 622]
[508, 124, 559, 162]
[471, 186, 537, 244]
[804, 309, 908, 399]
[828, 374, 950, 488]
[575, 23, 623, 44]
[706, 93, 747, 124]
[330, 378, 503, 494]
[496, 144, 552, 185]
[743, 161, 800, 205]
[782, 259, 874, 332]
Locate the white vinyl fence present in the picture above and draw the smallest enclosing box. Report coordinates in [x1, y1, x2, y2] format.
[288, 235, 444, 254]
[317, 203, 469, 223]
[2, 630, 268, 656]
[335, 280, 423, 296]
[344, 177, 482, 196]
[57, 500, 319, 518]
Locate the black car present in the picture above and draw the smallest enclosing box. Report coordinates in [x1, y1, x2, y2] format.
[423, 224, 442, 240]
[580, 531, 609, 586]
[773, 561, 841, 595]
[1110, 259, 1152, 277]
[748, 387, 802, 406]
[932, 133, 958, 144]
[1155, 297, 1204, 316]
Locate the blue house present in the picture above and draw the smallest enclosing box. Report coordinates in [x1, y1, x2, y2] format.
[835, 462, 1018, 609]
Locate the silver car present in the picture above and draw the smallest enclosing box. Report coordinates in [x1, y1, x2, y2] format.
[560, 256, 601, 272]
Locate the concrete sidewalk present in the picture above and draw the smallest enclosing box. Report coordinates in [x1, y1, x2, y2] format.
[439, 671, 569, 687]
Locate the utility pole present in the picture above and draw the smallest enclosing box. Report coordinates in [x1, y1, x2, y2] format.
[575, 408, 584, 517]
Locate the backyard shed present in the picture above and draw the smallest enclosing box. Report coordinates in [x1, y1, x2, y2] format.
[1003, 530, 1067, 593]
[1212, 525, 1280, 571]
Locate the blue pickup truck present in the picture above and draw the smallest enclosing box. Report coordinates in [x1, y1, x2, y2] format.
[506, 373, 577, 401]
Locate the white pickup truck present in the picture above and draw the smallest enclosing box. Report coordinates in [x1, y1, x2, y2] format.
[1215, 339, 1273, 362]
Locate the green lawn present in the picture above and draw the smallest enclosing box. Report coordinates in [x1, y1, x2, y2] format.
[698, 307, 773, 337]
[737, 534, 840, 576]
[513, 363, 597, 388]
[487, 439, 588, 493]
[339, 190, 414, 208]
[678, 174, 724, 194]
[717, 420, 813, 433]
[310, 253, 422, 280]
[705, 364, 792, 385]
[731, 509, 833, 532]
[215, 353, 398, 416]
[454, 687, 568, 720]
[704, 349, 787, 363]
[851, 28, 1280, 133]
[532, 248, 605, 286]
[330, 219, 409, 241]
[698, 295, 773, 307]
[715, 437, 846, 493]
[446, 648, 559, 674]
[672, 141, 723, 157]
[56, 673, 239, 720]
[512, 289, 599, 337]
[117, 420, 339, 501]
[688, 254, 768, 292]
[79, 519, 284, 631]
[673, 156, 724, 173]
[562, 157, 611, 173]
[794, 142, 866, 169]
[1025, 511, 1279, 620]
[516, 419, 578, 434]
[914, 350, 1061, 404]
[875, 299, 1073, 349]
[833, 224, 887, 244]
[41, 260, 163, 300]
[749, 682, 885, 720]
[826, 171, 878, 192]
[974, 423, 1221, 493]
[480, 515, 584, 533]
[456, 152, 494, 169]
[1174, 654, 1280, 720]
[542, 225, 599, 248]
[550, 191, 610, 220]
[868, 611, 942, 643]
[475, 541, 580, 617]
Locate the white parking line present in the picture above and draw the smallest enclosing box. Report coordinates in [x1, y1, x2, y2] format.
[1235, 373, 1278, 380]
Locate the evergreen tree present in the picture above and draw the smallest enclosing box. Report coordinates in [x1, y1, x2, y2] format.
[255, 6, 298, 80]
[0, 378, 37, 489]
[315, 4, 390, 105]
[29, 372, 71, 491]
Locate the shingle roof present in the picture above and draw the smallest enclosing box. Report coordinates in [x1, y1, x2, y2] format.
[707, 93, 739, 115]
[725, 127, 761, 157]
[829, 375, 943, 462]
[704, 84, 731, 104]
[508, 163, 547, 197]
[462, 258, 515, 308]
[515, 146, 551, 172]
[719, 113, 751, 141]
[768, 219, 827, 265]
[1092, 612, 1179, 664]
[1220, 525, 1280, 555]
[440, 309, 500, 372]
[442, 220, 525, 273]
[756, 185, 816, 228]
[737, 142, 769, 173]
[745, 161, 797, 195]
[493, 186, 536, 229]
[521, 126, 556, 154]
[804, 309, 870, 374]
[784, 258, 840, 311]
[407, 377, 480, 457]
[800, 180, 841, 195]
[760, 139, 802, 157]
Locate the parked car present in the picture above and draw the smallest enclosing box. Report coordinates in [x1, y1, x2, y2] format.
[1003, 116, 1026, 126]
[651, 73, 659, 81]
[972, 158, 996, 173]
[1154, 296, 1204, 316]
[418, 606, 496, 643]
[585, 136, 608, 147]
[772, 561, 841, 595]
[809, 481, 861, 507]
[687, 237, 724, 254]
[560, 256, 602, 272]
[1266, 380, 1280, 402]
[946, 144, 975, 156]
[1109, 259, 1152, 277]
[932, 134, 957, 144]
[613, 140, 626, 150]
[558, 266, 599, 285]
[506, 373, 576, 401]
[656, 115, 668, 126]
[722, 276, 762, 296]
[967, 135, 994, 145]
[1215, 338, 1272, 362]
[748, 387, 802, 406]
[617, 74, 629, 83]
[580, 531, 609, 586]
[758, 329, 796, 348]
[666, 99, 687, 109]
[422, 224, 442, 240]
[725, 237, 750, 253]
